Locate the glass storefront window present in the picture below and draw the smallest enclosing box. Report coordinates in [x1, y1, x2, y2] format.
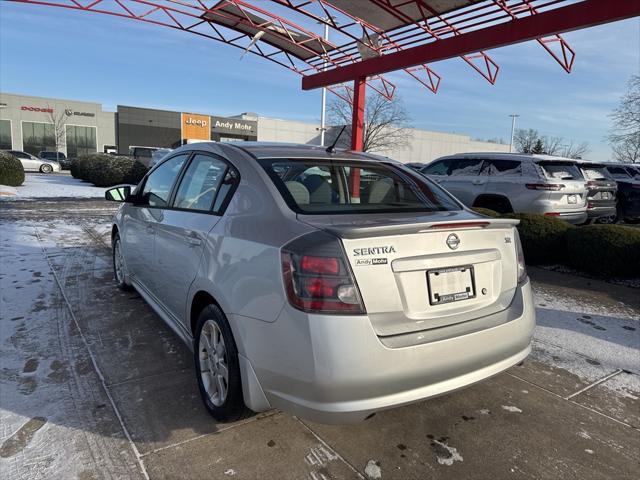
[66, 125, 97, 158]
[0, 119, 11, 150]
[22, 122, 55, 155]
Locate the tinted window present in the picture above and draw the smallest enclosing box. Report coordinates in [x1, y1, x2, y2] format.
[259, 158, 461, 214]
[484, 159, 522, 176]
[449, 158, 484, 176]
[422, 160, 449, 176]
[212, 169, 239, 213]
[66, 125, 96, 157]
[540, 162, 583, 180]
[10, 151, 30, 159]
[173, 154, 229, 212]
[22, 122, 56, 156]
[0, 119, 11, 150]
[607, 167, 632, 179]
[140, 154, 188, 207]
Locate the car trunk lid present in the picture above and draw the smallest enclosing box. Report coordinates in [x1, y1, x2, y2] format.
[298, 211, 520, 337]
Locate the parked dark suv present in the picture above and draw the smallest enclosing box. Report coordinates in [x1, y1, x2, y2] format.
[575, 161, 617, 223]
[604, 164, 640, 223]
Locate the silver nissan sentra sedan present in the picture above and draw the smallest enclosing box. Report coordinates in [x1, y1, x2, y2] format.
[105, 142, 535, 424]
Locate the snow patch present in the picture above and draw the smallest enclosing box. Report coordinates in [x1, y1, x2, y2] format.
[224, 468, 236, 476]
[431, 440, 464, 466]
[1, 173, 105, 200]
[0, 184, 18, 196]
[585, 449, 594, 455]
[501, 405, 522, 413]
[364, 459, 382, 479]
[577, 430, 591, 440]
[305, 444, 339, 467]
[479, 409, 491, 415]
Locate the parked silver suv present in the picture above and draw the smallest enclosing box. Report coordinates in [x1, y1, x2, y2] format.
[106, 143, 534, 424]
[420, 153, 588, 223]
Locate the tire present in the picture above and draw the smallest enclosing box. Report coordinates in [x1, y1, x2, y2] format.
[40, 164, 53, 174]
[112, 233, 132, 291]
[194, 304, 252, 422]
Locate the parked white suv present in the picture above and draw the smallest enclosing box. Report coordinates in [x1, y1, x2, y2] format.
[420, 153, 588, 224]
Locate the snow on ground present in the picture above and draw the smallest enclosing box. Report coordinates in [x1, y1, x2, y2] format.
[0, 173, 105, 200]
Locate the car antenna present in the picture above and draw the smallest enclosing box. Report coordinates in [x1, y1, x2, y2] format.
[326, 125, 346, 154]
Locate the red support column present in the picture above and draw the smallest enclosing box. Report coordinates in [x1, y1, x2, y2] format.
[351, 76, 366, 151]
[349, 76, 366, 201]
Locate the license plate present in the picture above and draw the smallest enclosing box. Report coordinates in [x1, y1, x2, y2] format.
[427, 265, 476, 306]
[568, 194, 577, 204]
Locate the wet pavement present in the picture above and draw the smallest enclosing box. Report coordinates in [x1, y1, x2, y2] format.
[1, 200, 638, 480]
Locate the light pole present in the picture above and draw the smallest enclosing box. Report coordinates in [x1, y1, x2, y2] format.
[509, 114, 519, 153]
[319, 22, 329, 146]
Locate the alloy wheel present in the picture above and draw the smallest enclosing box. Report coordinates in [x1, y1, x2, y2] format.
[114, 239, 125, 284]
[199, 320, 229, 407]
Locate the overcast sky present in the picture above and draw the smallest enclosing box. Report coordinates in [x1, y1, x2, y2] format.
[1, 3, 638, 161]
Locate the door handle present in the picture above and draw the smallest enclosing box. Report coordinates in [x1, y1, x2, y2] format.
[145, 225, 155, 234]
[185, 234, 202, 247]
[472, 179, 485, 185]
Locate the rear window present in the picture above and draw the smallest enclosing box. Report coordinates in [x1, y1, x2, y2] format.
[581, 166, 610, 181]
[539, 162, 583, 180]
[259, 158, 461, 215]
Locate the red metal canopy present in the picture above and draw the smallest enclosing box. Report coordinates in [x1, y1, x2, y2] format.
[7, 0, 640, 151]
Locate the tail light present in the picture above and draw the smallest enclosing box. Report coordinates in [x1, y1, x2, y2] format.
[281, 231, 365, 314]
[526, 183, 565, 191]
[544, 212, 560, 217]
[514, 229, 527, 284]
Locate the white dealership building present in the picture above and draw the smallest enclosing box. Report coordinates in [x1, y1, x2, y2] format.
[0, 92, 509, 162]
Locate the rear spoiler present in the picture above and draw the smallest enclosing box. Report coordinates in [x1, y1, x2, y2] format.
[323, 218, 519, 240]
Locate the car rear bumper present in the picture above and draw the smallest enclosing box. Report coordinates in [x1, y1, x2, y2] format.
[552, 211, 588, 224]
[233, 279, 535, 424]
[586, 204, 617, 218]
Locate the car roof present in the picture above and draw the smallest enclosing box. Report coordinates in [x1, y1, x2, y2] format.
[180, 141, 401, 164]
[432, 152, 578, 163]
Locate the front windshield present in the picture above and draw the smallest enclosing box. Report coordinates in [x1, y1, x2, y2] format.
[540, 162, 583, 180]
[581, 166, 610, 181]
[259, 158, 462, 215]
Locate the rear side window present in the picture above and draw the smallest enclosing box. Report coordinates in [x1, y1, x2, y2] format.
[422, 160, 449, 176]
[173, 154, 229, 212]
[140, 154, 188, 207]
[449, 158, 484, 176]
[607, 167, 632, 179]
[539, 162, 583, 180]
[259, 158, 461, 215]
[581, 166, 610, 180]
[484, 160, 522, 176]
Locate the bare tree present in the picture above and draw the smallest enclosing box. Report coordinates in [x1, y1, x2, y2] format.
[608, 74, 640, 163]
[514, 128, 539, 153]
[561, 140, 590, 159]
[542, 136, 563, 155]
[47, 105, 68, 154]
[327, 93, 411, 152]
[515, 128, 589, 158]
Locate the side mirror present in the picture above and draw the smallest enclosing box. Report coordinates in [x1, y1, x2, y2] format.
[105, 185, 133, 202]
